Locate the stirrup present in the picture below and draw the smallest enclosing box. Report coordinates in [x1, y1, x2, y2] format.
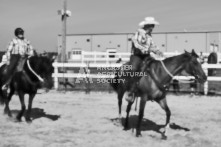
[125, 92, 135, 102]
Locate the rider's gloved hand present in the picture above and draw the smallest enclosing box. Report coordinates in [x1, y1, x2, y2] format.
[142, 48, 149, 54]
[156, 50, 164, 58]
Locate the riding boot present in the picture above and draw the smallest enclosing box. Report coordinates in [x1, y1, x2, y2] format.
[125, 55, 142, 102]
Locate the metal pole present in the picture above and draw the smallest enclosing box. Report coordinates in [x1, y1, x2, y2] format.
[62, 0, 67, 63]
[62, 0, 67, 91]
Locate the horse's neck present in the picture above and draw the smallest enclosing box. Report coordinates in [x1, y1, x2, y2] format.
[165, 56, 186, 75]
[159, 55, 187, 83]
[23, 57, 39, 82]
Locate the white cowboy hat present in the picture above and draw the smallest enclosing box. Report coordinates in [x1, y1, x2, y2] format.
[138, 17, 159, 28]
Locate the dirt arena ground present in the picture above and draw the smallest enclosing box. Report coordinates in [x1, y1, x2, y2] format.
[0, 91, 221, 147]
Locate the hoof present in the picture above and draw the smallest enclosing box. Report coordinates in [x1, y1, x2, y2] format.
[161, 134, 167, 140]
[3, 110, 7, 115]
[4, 110, 12, 117]
[25, 118, 32, 123]
[15, 118, 22, 122]
[16, 116, 22, 122]
[136, 133, 142, 137]
[123, 126, 130, 131]
[160, 127, 166, 134]
[8, 112, 12, 117]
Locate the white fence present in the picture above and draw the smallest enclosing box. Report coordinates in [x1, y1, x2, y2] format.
[68, 51, 221, 63]
[53, 61, 221, 95]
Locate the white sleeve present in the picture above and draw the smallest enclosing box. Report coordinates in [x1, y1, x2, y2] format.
[6, 40, 15, 60]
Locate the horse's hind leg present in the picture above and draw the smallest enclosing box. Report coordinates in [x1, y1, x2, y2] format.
[4, 88, 14, 117]
[0, 89, 5, 105]
[124, 101, 133, 130]
[157, 98, 171, 136]
[118, 90, 124, 119]
[25, 93, 35, 123]
[136, 95, 147, 137]
[16, 92, 26, 121]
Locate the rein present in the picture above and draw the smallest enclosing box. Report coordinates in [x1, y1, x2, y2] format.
[160, 60, 194, 83]
[27, 59, 44, 82]
[160, 60, 174, 78]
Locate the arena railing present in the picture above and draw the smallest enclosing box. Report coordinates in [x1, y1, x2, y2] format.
[68, 51, 221, 63]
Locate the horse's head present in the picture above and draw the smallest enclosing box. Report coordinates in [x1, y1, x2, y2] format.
[29, 56, 54, 89]
[40, 56, 54, 89]
[183, 49, 207, 83]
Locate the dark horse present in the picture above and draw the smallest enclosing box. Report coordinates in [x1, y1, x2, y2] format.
[0, 55, 54, 122]
[111, 50, 207, 137]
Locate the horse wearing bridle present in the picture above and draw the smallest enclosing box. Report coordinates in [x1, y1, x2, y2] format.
[111, 49, 207, 138]
[0, 55, 54, 122]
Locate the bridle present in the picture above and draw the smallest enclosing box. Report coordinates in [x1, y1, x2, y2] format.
[160, 60, 174, 78]
[160, 60, 196, 84]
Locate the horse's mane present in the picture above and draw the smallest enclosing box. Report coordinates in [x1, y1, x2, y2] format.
[28, 56, 53, 74]
[163, 52, 195, 65]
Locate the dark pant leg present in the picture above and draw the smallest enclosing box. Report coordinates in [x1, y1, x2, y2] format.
[16, 57, 26, 72]
[130, 55, 142, 72]
[128, 55, 143, 94]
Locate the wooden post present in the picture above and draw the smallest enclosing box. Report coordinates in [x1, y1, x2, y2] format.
[53, 61, 59, 90]
[203, 63, 208, 95]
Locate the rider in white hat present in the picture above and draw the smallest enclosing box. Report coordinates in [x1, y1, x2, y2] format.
[125, 17, 163, 102]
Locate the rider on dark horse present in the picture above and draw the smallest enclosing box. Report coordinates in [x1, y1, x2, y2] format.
[2, 27, 34, 90]
[125, 17, 163, 102]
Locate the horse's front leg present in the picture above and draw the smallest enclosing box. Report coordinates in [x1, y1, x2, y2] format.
[16, 91, 26, 122]
[124, 101, 133, 130]
[25, 93, 35, 123]
[4, 88, 14, 117]
[157, 97, 171, 137]
[136, 95, 147, 137]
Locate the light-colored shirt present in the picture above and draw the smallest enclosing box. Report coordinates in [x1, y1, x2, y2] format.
[132, 29, 158, 53]
[6, 38, 34, 60]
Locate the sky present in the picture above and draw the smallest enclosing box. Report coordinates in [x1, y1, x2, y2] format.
[0, 0, 221, 52]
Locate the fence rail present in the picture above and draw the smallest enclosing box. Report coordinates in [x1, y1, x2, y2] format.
[68, 51, 221, 63]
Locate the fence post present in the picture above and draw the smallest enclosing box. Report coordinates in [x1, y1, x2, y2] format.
[53, 61, 59, 90]
[81, 51, 84, 64]
[203, 63, 208, 95]
[85, 63, 91, 94]
[106, 52, 109, 64]
[94, 52, 97, 63]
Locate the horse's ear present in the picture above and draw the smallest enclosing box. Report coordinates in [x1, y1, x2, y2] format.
[50, 56, 57, 63]
[184, 50, 189, 55]
[191, 49, 199, 58]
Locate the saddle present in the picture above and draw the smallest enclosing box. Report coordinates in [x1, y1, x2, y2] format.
[16, 56, 27, 72]
[141, 56, 155, 73]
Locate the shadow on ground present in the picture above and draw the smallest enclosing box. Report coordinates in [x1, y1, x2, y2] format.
[110, 115, 190, 138]
[10, 108, 60, 121]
